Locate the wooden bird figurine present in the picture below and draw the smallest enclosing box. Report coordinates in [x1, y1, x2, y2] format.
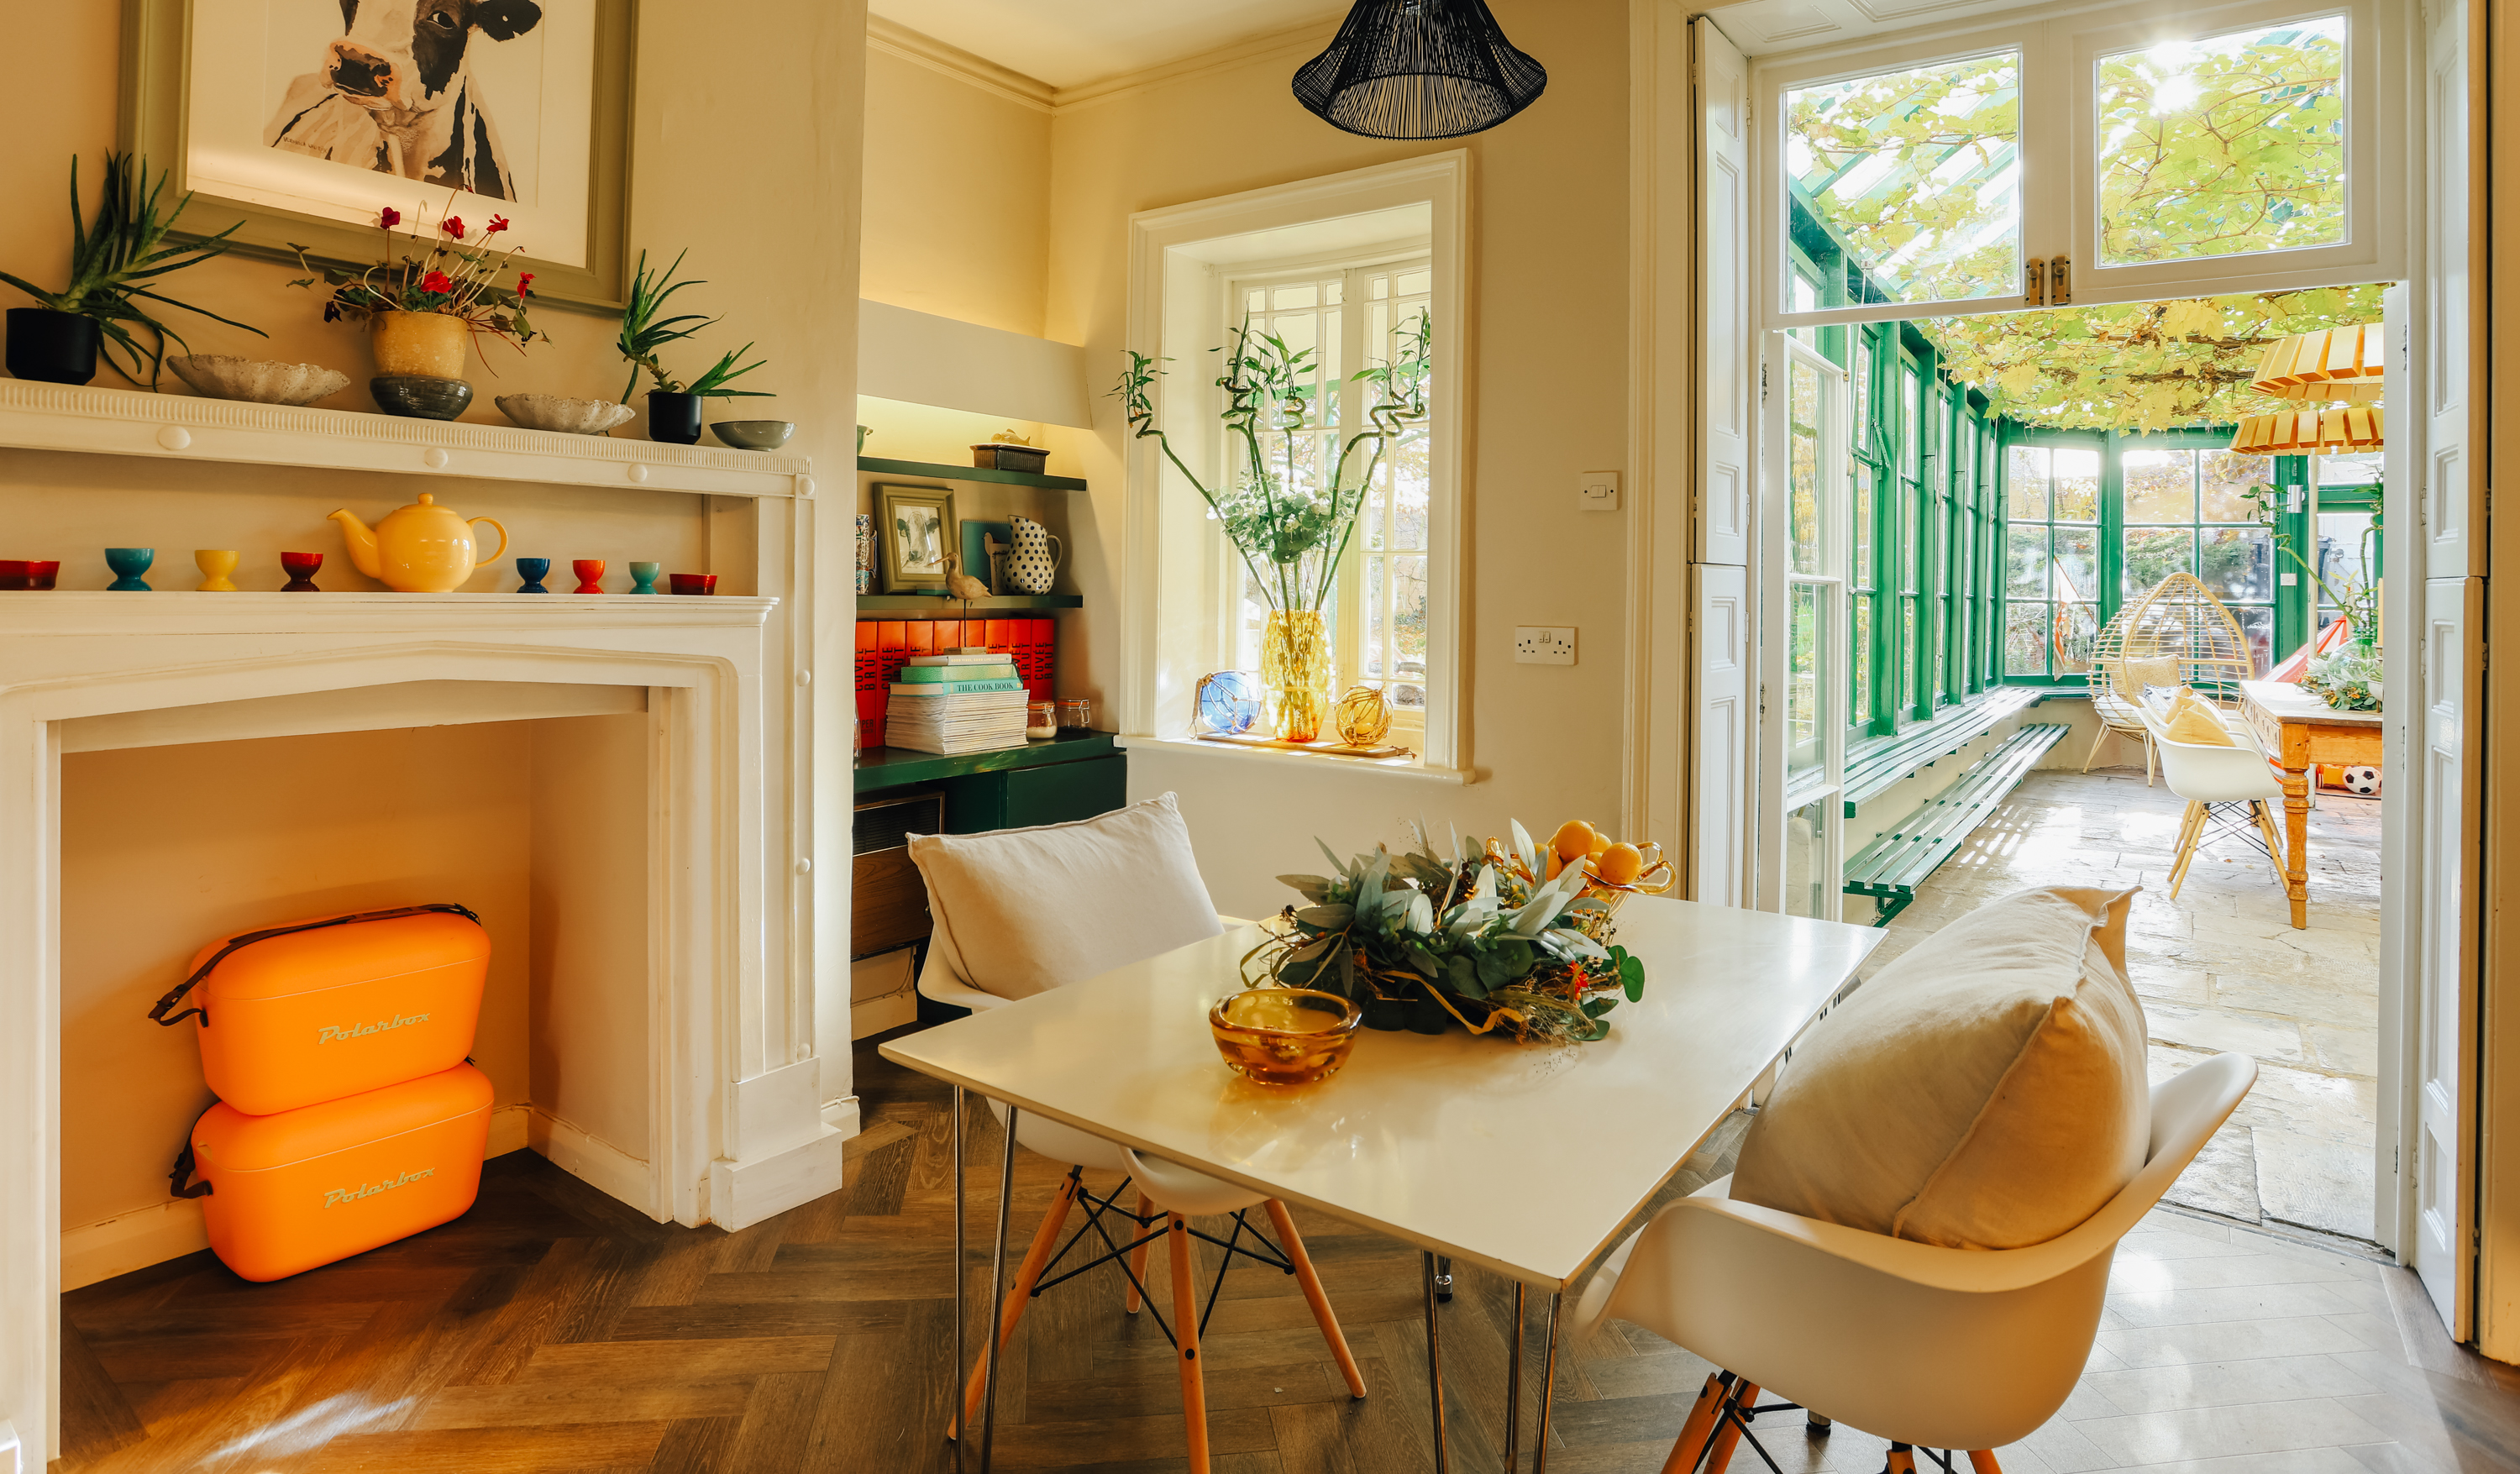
[942, 554, 991, 640]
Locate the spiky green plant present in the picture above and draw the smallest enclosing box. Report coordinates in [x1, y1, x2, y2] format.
[0, 154, 265, 387]
[615, 249, 769, 401]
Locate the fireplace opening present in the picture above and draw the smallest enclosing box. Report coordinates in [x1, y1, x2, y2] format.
[60, 706, 657, 1289]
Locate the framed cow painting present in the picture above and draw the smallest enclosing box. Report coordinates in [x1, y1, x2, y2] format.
[123, 0, 635, 308]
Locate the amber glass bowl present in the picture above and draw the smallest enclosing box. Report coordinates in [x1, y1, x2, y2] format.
[1208, 988, 1362, 1085]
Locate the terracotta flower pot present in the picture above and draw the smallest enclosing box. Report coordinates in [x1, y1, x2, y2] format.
[370, 311, 470, 380]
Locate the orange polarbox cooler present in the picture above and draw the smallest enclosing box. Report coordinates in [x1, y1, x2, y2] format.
[176, 1062, 494, 1281]
[150, 905, 490, 1116]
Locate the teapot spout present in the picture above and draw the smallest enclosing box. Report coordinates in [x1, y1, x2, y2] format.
[327, 508, 382, 580]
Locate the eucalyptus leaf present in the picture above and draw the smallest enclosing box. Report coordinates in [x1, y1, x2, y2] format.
[1296, 904, 1354, 930]
[1509, 818, 1541, 881]
[1278, 873, 1332, 904]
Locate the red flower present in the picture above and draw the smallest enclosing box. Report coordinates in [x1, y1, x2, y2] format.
[443, 217, 466, 240]
[422, 270, 454, 294]
[513, 272, 533, 298]
[379, 206, 402, 228]
[486, 215, 511, 234]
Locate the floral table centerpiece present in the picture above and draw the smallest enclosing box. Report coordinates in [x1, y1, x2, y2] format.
[291, 200, 541, 381]
[1115, 314, 1429, 742]
[1247, 818, 1649, 1042]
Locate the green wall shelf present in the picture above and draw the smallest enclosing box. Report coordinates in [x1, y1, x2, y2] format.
[858, 456, 1089, 491]
[854, 730, 1119, 792]
[855, 593, 1081, 617]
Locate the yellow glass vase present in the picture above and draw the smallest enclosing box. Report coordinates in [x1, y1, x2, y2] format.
[1261, 609, 1332, 742]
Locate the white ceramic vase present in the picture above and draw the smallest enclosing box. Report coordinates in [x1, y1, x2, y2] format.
[1005, 515, 1063, 594]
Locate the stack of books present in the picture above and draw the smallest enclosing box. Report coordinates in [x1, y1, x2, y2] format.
[883, 653, 1030, 755]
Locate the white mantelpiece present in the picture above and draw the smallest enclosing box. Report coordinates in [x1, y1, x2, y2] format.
[0, 391, 849, 1472]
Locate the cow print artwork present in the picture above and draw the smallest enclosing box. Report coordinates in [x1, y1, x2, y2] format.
[265, 0, 544, 202]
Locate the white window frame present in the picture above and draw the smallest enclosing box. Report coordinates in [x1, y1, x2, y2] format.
[1219, 253, 1436, 744]
[1122, 154, 1469, 774]
[1759, 0, 2399, 331]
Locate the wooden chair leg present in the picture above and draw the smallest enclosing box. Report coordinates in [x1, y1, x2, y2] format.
[1701, 1379, 1758, 1473]
[2079, 720, 2112, 774]
[1886, 1445, 1919, 1474]
[1656, 1375, 1728, 1474]
[1968, 1453, 2005, 1474]
[2167, 800, 2206, 899]
[1264, 1199, 1367, 1398]
[949, 1170, 1081, 1440]
[1168, 1212, 1210, 1474]
[1125, 1191, 1153, 1314]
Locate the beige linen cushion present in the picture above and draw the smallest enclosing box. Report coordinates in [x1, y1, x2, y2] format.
[1730, 886, 2150, 1249]
[2160, 687, 2236, 747]
[909, 792, 1223, 1001]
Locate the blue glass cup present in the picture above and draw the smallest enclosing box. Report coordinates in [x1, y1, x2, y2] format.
[105, 548, 154, 591]
[627, 561, 661, 595]
[515, 558, 551, 594]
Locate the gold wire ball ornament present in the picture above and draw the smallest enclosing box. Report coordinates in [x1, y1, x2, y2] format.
[1333, 684, 1392, 746]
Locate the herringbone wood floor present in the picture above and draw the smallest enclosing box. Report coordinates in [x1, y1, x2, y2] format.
[57, 1033, 1748, 1473]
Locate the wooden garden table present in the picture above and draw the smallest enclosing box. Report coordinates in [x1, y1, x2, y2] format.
[2239, 679, 2384, 930]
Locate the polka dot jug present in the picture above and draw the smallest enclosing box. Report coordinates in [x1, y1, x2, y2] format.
[1005, 515, 1064, 595]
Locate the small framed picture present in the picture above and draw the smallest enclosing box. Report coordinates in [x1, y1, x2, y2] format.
[877, 484, 957, 593]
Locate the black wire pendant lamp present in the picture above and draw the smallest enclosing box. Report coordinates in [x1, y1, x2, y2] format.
[1293, 0, 1547, 139]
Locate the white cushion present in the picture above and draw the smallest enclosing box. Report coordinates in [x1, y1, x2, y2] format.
[1730, 886, 2151, 1250]
[908, 792, 1223, 1002]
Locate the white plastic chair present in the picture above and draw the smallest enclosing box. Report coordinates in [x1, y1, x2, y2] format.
[917, 921, 1362, 1471]
[2136, 698, 2289, 899]
[1571, 1052, 2256, 1473]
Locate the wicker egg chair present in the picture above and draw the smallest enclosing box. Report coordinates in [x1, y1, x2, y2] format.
[2084, 571, 2259, 784]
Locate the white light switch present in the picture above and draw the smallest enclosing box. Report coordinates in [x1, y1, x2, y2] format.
[1580, 471, 1620, 511]
[1515, 627, 1577, 665]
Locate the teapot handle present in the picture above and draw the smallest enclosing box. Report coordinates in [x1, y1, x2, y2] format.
[470, 517, 509, 564]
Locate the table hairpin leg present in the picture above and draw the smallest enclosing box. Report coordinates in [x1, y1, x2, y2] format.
[979, 1105, 1019, 1473]
[1504, 1283, 1525, 1471]
[952, 1085, 967, 1474]
[1421, 1251, 1449, 1472]
[1530, 1292, 1563, 1474]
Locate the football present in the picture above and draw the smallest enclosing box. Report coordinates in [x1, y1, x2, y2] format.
[2341, 766, 2381, 795]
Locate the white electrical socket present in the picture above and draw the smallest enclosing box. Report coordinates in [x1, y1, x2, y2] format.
[1579, 470, 1620, 511]
[1515, 627, 1577, 664]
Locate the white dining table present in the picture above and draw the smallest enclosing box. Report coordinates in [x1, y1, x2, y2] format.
[880, 894, 1883, 1472]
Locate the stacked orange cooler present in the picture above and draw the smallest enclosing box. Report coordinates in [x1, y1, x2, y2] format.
[155, 905, 494, 1281]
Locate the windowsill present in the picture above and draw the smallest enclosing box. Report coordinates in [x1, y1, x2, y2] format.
[1126, 732, 1473, 784]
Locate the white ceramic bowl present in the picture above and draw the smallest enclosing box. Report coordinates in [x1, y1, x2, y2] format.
[496, 394, 638, 436]
[166, 355, 349, 407]
[711, 419, 795, 451]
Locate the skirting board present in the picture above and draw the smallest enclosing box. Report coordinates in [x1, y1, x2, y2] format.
[60, 1104, 654, 1288]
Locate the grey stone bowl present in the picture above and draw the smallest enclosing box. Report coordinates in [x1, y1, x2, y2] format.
[496, 393, 637, 435]
[167, 354, 349, 407]
[371, 375, 474, 421]
[711, 419, 795, 451]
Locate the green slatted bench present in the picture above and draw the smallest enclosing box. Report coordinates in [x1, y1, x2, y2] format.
[1844, 722, 2071, 925]
[1841, 688, 2048, 816]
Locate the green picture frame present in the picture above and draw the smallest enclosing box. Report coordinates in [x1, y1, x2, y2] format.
[117, 0, 639, 312]
[876, 484, 958, 595]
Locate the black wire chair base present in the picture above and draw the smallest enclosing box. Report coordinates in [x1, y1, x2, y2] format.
[1689, 1377, 1972, 1474]
[1019, 1167, 1303, 1349]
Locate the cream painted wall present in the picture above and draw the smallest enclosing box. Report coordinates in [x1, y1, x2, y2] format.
[528, 714, 653, 1157]
[861, 50, 1051, 336]
[1041, 3, 1635, 915]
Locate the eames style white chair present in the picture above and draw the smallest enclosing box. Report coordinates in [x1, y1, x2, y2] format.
[1571, 1051, 2257, 1474]
[2137, 696, 2290, 900]
[918, 932, 1363, 1472]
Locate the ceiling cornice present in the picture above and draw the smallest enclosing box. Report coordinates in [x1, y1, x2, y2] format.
[865, 14, 1057, 113]
[1048, 16, 1343, 113]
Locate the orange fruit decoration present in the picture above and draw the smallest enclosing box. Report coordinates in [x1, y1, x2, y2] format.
[1550, 820, 1595, 862]
[1596, 842, 1645, 886]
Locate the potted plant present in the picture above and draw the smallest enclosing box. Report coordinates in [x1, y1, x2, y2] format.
[291, 200, 540, 419]
[1, 154, 264, 387]
[2244, 481, 2384, 711]
[1114, 312, 1430, 740]
[616, 249, 768, 443]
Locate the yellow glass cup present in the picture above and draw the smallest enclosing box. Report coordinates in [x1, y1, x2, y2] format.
[194, 549, 239, 592]
[1209, 987, 1362, 1085]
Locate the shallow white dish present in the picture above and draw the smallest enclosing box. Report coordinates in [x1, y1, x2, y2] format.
[496, 394, 638, 436]
[166, 355, 349, 407]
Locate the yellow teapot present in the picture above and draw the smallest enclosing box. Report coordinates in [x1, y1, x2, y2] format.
[328, 494, 509, 593]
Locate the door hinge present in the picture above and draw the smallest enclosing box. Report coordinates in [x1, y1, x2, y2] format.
[1761, 364, 1771, 403]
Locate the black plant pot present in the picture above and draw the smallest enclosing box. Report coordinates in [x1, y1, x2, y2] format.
[1362, 996, 1410, 1032]
[1404, 994, 1452, 1036]
[6, 308, 99, 386]
[647, 391, 702, 444]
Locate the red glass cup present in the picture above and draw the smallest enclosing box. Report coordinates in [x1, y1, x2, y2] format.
[669, 573, 717, 595]
[572, 559, 606, 594]
[280, 551, 323, 592]
[0, 560, 60, 590]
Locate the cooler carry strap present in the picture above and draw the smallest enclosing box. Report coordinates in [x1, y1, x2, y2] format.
[148, 903, 481, 1029]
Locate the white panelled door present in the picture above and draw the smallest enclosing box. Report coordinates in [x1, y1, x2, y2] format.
[1693, 564, 1752, 906]
[1692, 14, 1755, 904]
